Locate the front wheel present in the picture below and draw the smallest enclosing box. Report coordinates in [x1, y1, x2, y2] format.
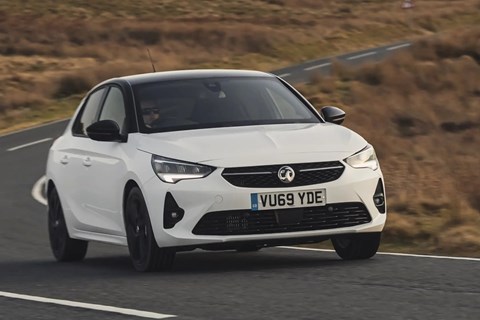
[331, 232, 381, 260]
[125, 187, 176, 272]
[48, 187, 88, 262]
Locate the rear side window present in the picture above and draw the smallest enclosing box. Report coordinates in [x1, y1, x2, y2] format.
[99, 87, 126, 133]
[72, 88, 106, 136]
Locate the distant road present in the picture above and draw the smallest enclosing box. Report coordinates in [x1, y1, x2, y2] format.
[272, 41, 411, 82]
[7, 41, 479, 320]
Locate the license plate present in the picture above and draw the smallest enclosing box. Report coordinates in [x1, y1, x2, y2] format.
[250, 189, 326, 211]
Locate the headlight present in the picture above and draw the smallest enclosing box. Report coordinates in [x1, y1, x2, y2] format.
[151, 155, 215, 183]
[344, 145, 379, 170]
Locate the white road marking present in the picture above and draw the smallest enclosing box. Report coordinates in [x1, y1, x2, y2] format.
[304, 62, 331, 71]
[346, 51, 377, 60]
[278, 246, 480, 262]
[32, 176, 47, 206]
[373, 251, 480, 261]
[7, 138, 53, 152]
[0, 291, 176, 319]
[386, 43, 411, 51]
[277, 73, 291, 78]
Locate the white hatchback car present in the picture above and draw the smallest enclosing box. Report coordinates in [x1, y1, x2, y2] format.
[46, 70, 386, 271]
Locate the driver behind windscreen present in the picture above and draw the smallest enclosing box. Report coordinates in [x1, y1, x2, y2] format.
[141, 98, 160, 127]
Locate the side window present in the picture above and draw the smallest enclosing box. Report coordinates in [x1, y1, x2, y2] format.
[99, 87, 126, 133]
[72, 88, 106, 136]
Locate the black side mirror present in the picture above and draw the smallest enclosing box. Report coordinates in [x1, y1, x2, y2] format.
[86, 120, 124, 142]
[321, 106, 346, 125]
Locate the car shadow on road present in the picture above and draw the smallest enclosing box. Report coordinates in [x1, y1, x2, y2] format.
[0, 247, 371, 286]
[172, 248, 344, 273]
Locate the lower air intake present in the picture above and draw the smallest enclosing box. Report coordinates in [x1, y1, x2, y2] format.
[192, 202, 371, 236]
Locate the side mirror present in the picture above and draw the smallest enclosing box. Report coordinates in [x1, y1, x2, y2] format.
[320, 106, 345, 125]
[86, 120, 123, 142]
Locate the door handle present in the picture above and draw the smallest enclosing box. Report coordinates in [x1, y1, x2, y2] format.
[60, 155, 69, 165]
[83, 157, 92, 167]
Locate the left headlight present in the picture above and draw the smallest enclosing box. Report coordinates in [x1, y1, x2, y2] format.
[151, 155, 215, 183]
[344, 145, 379, 170]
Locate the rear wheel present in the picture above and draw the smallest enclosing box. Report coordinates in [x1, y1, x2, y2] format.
[332, 232, 381, 260]
[48, 187, 88, 262]
[125, 187, 175, 272]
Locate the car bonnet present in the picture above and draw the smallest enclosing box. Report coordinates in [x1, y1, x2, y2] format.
[135, 123, 368, 168]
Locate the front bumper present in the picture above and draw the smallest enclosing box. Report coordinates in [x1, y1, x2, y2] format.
[142, 164, 386, 248]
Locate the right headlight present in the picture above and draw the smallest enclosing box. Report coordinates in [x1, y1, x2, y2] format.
[344, 145, 379, 170]
[151, 155, 215, 183]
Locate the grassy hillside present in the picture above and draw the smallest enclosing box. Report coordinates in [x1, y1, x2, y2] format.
[299, 28, 480, 256]
[1, 0, 480, 132]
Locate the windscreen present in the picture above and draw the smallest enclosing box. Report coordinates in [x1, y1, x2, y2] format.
[133, 76, 321, 132]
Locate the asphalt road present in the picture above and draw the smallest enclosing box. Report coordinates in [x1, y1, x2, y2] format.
[1, 42, 480, 320]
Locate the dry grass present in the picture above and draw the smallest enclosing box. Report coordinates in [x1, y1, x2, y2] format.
[2, 0, 480, 133]
[301, 27, 480, 256]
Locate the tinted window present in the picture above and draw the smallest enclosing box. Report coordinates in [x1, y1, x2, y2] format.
[72, 88, 106, 136]
[133, 77, 320, 132]
[99, 87, 126, 133]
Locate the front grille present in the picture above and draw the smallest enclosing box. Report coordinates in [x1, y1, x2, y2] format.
[192, 202, 371, 236]
[222, 161, 345, 188]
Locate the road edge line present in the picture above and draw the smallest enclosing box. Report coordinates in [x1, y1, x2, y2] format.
[386, 43, 412, 51]
[277, 246, 480, 262]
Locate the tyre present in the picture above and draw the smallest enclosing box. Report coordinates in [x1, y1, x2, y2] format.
[125, 187, 176, 272]
[331, 232, 381, 260]
[48, 187, 88, 262]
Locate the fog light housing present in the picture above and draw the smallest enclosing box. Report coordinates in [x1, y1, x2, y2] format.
[374, 196, 384, 206]
[164, 192, 185, 229]
[373, 179, 386, 214]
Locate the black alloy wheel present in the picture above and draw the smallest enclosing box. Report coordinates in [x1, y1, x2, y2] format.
[48, 187, 88, 261]
[125, 187, 176, 272]
[331, 232, 381, 260]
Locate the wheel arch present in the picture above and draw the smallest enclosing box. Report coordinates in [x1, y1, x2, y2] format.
[47, 179, 56, 198]
[123, 179, 140, 222]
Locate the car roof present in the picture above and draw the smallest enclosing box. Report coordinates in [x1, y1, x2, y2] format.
[110, 69, 276, 86]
